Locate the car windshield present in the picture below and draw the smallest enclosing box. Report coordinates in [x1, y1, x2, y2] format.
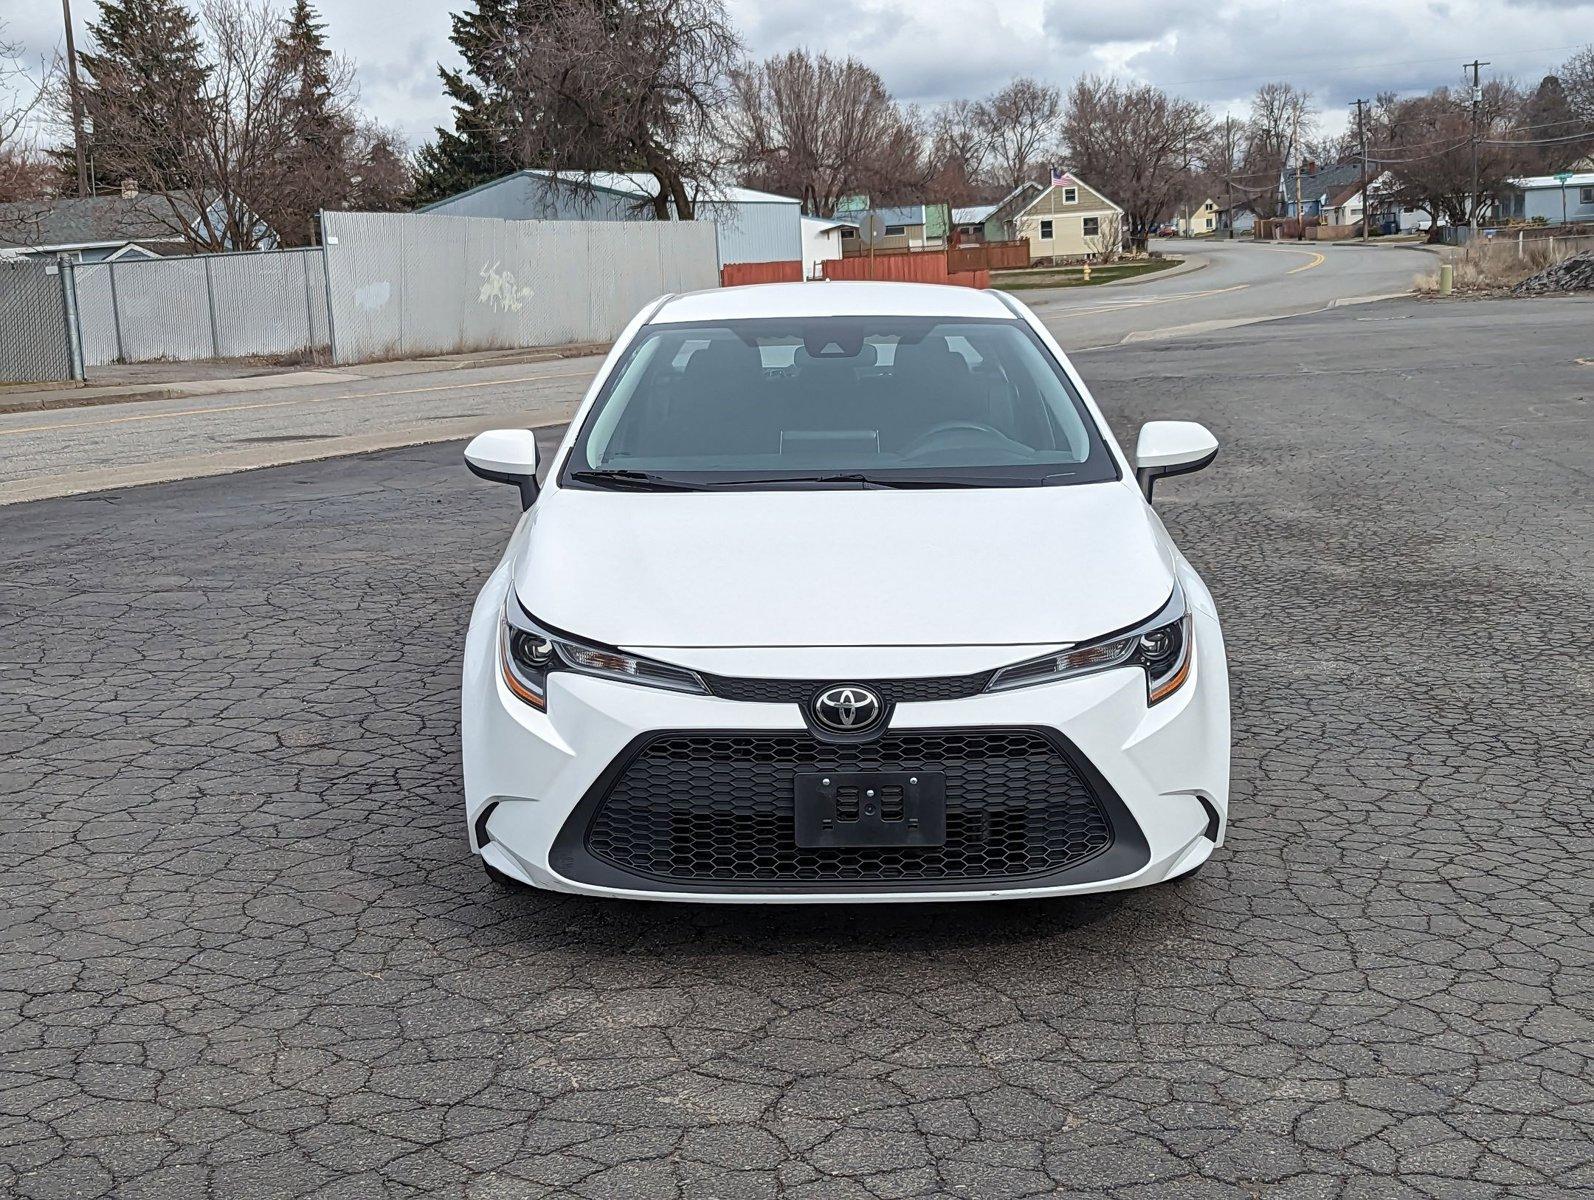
[561, 316, 1119, 489]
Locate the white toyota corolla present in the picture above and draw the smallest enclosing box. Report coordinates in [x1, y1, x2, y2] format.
[461, 282, 1229, 903]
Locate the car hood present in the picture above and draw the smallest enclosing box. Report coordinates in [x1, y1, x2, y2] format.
[512, 481, 1176, 649]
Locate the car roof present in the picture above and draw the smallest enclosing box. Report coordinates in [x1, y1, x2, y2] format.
[650, 281, 1015, 325]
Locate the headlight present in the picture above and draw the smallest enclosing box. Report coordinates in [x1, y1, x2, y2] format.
[500, 599, 706, 710]
[986, 586, 1193, 705]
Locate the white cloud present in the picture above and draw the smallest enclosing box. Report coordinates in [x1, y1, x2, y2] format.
[9, 0, 1593, 153]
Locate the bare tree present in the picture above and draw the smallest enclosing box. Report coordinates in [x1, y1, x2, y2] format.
[1561, 44, 1594, 124]
[1243, 82, 1315, 220]
[0, 23, 55, 204]
[483, 0, 740, 220]
[925, 98, 989, 204]
[1371, 80, 1533, 239]
[1062, 76, 1210, 250]
[731, 49, 926, 216]
[976, 77, 1061, 192]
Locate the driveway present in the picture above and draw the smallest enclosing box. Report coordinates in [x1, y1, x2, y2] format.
[3, 296, 1591, 1198]
[0, 242, 1432, 505]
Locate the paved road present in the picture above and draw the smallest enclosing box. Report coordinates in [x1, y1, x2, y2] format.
[0, 241, 1432, 505]
[1015, 238, 1431, 348]
[4, 295, 1591, 1199]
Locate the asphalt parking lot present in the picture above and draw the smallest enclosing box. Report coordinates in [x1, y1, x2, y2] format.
[3, 295, 1592, 1199]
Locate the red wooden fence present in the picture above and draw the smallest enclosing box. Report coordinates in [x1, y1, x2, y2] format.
[820, 253, 989, 289]
[720, 259, 803, 287]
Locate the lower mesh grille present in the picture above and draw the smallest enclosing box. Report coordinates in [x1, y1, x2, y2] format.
[579, 729, 1112, 886]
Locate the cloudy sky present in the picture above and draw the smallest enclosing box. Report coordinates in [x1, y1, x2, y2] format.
[7, 0, 1593, 150]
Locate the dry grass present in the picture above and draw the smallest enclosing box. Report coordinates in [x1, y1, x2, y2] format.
[1416, 239, 1570, 293]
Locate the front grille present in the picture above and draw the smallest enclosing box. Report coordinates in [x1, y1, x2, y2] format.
[700, 671, 993, 704]
[576, 729, 1113, 888]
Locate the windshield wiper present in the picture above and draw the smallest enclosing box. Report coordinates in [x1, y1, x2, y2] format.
[706, 472, 1072, 489]
[707, 472, 897, 488]
[568, 469, 708, 492]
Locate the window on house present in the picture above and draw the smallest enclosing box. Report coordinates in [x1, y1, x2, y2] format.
[1205, 217, 1214, 229]
[839, 227, 857, 239]
[1581, 187, 1594, 206]
[884, 224, 906, 236]
[1062, 187, 1077, 204]
[1082, 217, 1099, 237]
[1039, 219, 1054, 239]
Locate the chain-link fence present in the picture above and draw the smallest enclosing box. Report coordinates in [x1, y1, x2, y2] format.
[69, 248, 330, 368]
[0, 260, 78, 384]
[321, 210, 718, 363]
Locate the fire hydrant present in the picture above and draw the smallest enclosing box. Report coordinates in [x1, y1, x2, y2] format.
[1083, 262, 1092, 283]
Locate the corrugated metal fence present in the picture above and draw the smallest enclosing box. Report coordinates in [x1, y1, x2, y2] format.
[0, 261, 78, 384]
[321, 210, 719, 364]
[70, 248, 330, 367]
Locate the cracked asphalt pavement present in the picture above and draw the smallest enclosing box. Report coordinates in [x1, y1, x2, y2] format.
[2, 296, 1592, 1199]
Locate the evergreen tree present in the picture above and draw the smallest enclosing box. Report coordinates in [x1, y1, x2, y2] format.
[269, 0, 344, 243]
[412, 0, 539, 203]
[72, 0, 208, 193]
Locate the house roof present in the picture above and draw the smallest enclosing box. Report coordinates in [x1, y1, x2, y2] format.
[952, 204, 997, 225]
[1288, 162, 1363, 201]
[800, 215, 852, 234]
[1325, 180, 1366, 209]
[0, 193, 199, 252]
[832, 204, 927, 226]
[1012, 174, 1123, 219]
[483, 169, 799, 207]
[1510, 171, 1594, 189]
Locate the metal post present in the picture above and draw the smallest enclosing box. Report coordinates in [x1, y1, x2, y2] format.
[106, 260, 125, 363]
[1353, 99, 1370, 243]
[59, 259, 85, 380]
[1438, 263, 1453, 295]
[317, 211, 342, 365]
[203, 255, 221, 358]
[301, 250, 317, 357]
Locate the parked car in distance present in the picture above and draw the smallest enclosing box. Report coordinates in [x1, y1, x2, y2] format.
[461, 282, 1230, 902]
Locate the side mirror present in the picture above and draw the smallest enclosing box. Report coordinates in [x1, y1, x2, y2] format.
[465, 429, 541, 509]
[1134, 421, 1218, 501]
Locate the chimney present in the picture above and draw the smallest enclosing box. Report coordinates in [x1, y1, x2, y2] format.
[120, 178, 138, 199]
[1302, 161, 1317, 177]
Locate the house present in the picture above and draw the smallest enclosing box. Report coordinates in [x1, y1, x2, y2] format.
[1176, 199, 1220, 236]
[800, 215, 852, 278]
[0, 185, 272, 261]
[832, 202, 951, 253]
[1279, 162, 1364, 221]
[952, 203, 997, 244]
[1497, 172, 1594, 226]
[1012, 173, 1124, 261]
[419, 170, 802, 268]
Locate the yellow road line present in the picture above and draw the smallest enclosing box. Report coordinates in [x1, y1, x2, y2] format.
[0, 368, 596, 438]
[1265, 245, 1326, 273]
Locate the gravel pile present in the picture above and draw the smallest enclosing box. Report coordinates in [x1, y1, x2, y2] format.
[1513, 250, 1594, 295]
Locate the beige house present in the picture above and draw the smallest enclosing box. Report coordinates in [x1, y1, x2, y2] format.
[1176, 198, 1220, 236]
[1013, 174, 1124, 261]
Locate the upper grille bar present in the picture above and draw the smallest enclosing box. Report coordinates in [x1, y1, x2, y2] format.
[700, 670, 994, 705]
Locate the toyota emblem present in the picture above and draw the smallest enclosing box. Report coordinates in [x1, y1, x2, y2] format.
[812, 685, 884, 734]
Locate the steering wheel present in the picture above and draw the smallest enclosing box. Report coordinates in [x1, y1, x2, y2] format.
[902, 420, 1008, 456]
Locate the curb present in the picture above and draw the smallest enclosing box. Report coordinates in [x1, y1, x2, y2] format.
[0, 342, 612, 416]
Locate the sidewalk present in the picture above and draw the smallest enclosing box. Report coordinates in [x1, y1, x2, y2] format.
[0, 341, 611, 415]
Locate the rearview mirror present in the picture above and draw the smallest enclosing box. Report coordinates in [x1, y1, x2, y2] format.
[465, 429, 541, 509]
[1134, 421, 1218, 501]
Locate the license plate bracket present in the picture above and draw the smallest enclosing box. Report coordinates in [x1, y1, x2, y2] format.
[794, 770, 946, 849]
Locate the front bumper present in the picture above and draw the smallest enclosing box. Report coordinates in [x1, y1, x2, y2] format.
[462, 577, 1229, 904]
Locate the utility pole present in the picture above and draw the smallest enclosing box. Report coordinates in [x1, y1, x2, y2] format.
[1291, 107, 1304, 240]
[1224, 114, 1235, 239]
[1352, 99, 1370, 243]
[61, 0, 90, 198]
[1465, 58, 1490, 240]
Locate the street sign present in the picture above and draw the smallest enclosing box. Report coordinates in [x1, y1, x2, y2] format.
[1554, 172, 1572, 184]
[858, 213, 885, 244]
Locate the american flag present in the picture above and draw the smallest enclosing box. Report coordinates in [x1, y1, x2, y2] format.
[1051, 168, 1074, 185]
